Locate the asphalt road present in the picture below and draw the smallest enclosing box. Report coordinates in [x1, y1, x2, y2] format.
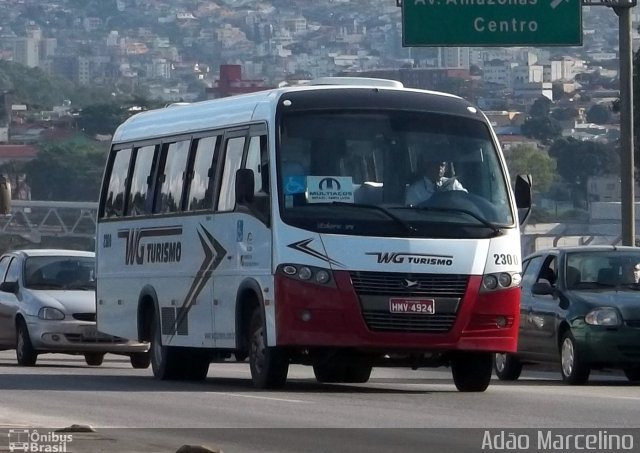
[0, 351, 639, 453]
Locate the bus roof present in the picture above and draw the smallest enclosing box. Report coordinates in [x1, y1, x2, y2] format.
[111, 80, 469, 144]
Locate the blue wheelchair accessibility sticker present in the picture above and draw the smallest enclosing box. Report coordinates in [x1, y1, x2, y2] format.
[284, 176, 306, 195]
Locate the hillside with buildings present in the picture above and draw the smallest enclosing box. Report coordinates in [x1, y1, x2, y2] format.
[0, 0, 636, 222]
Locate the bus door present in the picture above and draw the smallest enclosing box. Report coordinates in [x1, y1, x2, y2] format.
[212, 126, 272, 348]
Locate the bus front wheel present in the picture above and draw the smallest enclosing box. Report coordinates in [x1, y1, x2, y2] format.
[150, 312, 182, 380]
[451, 352, 492, 392]
[248, 308, 289, 389]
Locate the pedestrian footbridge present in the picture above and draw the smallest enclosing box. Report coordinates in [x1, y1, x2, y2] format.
[0, 200, 97, 245]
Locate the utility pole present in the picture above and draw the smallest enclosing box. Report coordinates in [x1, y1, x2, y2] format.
[584, 0, 636, 245]
[616, 0, 636, 246]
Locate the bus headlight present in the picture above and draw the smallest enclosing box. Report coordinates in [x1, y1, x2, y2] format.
[498, 273, 512, 287]
[481, 272, 521, 293]
[315, 270, 330, 284]
[298, 266, 312, 280]
[482, 275, 498, 290]
[277, 264, 334, 287]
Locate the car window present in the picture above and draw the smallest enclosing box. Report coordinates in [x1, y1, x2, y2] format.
[0, 256, 11, 281]
[24, 256, 95, 290]
[537, 256, 557, 286]
[566, 250, 640, 289]
[521, 256, 543, 289]
[4, 258, 21, 284]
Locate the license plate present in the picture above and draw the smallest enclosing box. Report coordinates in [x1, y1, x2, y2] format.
[389, 298, 435, 314]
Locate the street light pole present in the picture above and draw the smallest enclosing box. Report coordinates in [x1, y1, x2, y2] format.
[614, 0, 636, 246]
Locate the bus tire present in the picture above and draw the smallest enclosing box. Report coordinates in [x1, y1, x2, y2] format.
[150, 311, 182, 380]
[84, 353, 105, 366]
[130, 352, 151, 369]
[183, 348, 209, 381]
[313, 354, 373, 384]
[249, 308, 289, 389]
[493, 352, 522, 381]
[451, 352, 492, 392]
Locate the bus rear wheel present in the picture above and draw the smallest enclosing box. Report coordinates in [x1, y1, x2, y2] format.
[249, 308, 289, 389]
[451, 352, 492, 392]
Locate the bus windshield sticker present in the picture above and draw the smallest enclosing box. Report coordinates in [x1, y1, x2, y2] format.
[284, 175, 306, 195]
[306, 176, 354, 204]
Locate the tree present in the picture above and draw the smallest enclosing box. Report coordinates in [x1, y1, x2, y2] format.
[551, 107, 578, 122]
[520, 116, 562, 143]
[20, 141, 107, 201]
[586, 103, 611, 124]
[529, 96, 552, 118]
[549, 138, 620, 204]
[76, 103, 128, 137]
[503, 144, 557, 193]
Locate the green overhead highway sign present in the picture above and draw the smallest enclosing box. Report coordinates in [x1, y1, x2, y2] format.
[402, 0, 582, 46]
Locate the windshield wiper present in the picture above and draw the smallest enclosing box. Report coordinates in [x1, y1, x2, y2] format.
[404, 206, 502, 235]
[320, 202, 417, 234]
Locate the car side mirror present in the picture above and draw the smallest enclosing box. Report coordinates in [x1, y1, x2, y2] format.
[531, 281, 554, 295]
[0, 281, 19, 294]
[235, 168, 255, 205]
[515, 174, 532, 226]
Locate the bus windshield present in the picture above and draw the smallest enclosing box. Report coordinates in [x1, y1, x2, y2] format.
[277, 110, 514, 238]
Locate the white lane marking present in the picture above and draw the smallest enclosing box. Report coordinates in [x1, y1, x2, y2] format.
[206, 392, 307, 403]
[495, 384, 640, 400]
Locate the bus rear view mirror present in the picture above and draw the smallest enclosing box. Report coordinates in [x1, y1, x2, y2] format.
[515, 174, 532, 226]
[235, 168, 255, 205]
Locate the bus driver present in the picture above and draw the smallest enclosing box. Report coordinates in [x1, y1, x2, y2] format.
[405, 155, 466, 206]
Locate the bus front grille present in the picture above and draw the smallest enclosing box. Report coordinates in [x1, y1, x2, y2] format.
[349, 271, 468, 333]
[349, 271, 468, 297]
[362, 312, 457, 332]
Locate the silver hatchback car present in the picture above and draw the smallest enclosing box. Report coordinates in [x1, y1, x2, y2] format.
[0, 249, 149, 367]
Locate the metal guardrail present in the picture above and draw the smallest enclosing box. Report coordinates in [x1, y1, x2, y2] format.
[0, 200, 98, 243]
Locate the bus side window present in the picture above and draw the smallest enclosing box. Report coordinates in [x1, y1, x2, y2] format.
[217, 136, 245, 211]
[127, 144, 158, 217]
[244, 135, 269, 222]
[245, 135, 268, 194]
[155, 139, 190, 214]
[102, 148, 132, 218]
[186, 136, 219, 211]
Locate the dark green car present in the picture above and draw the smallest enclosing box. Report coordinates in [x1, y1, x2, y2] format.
[494, 246, 640, 384]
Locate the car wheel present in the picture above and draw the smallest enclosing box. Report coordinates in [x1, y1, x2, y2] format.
[249, 308, 289, 389]
[129, 351, 151, 369]
[84, 353, 105, 366]
[451, 352, 492, 392]
[16, 320, 37, 366]
[623, 367, 640, 382]
[494, 353, 522, 381]
[560, 330, 590, 385]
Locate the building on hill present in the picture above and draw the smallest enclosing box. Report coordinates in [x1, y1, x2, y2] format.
[206, 64, 271, 99]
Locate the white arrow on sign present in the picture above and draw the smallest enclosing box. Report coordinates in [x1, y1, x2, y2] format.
[550, 0, 569, 8]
